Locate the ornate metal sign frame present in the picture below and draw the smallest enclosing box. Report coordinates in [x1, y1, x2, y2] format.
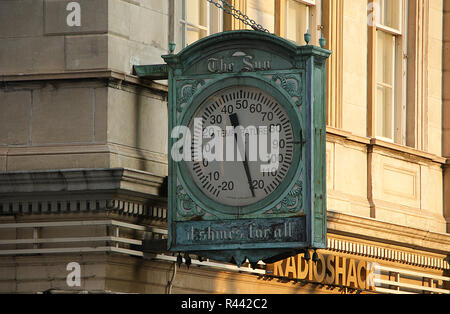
[161, 31, 330, 266]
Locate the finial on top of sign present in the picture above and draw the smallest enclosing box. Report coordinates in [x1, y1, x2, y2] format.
[169, 41, 176, 54]
[319, 32, 326, 48]
[304, 30, 311, 45]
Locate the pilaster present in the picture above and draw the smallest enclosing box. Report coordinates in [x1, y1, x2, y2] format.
[322, 0, 343, 129]
[443, 0, 450, 231]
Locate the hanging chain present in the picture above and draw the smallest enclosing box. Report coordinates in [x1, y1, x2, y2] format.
[206, 0, 270, 33]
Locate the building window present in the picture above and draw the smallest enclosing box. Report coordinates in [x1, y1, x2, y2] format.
[246, 0, 318, 45]
[373, 0, 407, 143]
[247, 0, 276, 33]
[285, 0, 316, 45]
[180, 0, 223, 48]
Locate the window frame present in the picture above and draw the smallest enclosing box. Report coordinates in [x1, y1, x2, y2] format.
[275, 0, 320, 45]
[180, 0, 223, 48]
[285, 0, 318, 45]
[370, 0, 408, 145]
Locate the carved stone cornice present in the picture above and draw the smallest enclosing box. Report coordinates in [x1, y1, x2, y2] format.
[0, 69, 168, 93]
[0, 168, 167, 217]
[327, 210, 450, 256]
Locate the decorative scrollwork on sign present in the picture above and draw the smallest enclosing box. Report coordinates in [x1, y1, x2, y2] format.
[176, 185, 205, 218]
[272, 74, 302, 107]
[176, 80, 205, 112]
[263, 176, 303, 215]
[275, 180, 303, 214]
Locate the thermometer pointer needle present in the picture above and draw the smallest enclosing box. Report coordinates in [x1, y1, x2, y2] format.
[229, 113, 256, 198]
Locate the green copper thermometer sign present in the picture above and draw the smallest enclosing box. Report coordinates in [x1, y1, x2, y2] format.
[162, 31, 330, 266]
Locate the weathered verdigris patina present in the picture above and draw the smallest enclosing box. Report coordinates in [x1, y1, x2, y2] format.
[155, 30, 330, 266]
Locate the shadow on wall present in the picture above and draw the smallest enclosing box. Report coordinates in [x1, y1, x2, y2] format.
[134, 86, 147, 172]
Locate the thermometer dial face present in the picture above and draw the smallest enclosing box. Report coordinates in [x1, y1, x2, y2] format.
[185, 86, 295, 207]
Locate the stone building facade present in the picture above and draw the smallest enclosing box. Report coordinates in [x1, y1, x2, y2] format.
[0, 0, 449, 294]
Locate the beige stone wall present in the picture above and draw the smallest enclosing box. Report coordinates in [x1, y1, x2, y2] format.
[0, 0, 105, 74]
[341, 0, 368, 137]
[0, 0, 170, 176]
[370, 148, 445, 232]
[324, 1, 447, 233]
[0, 80, 168, 176]
[337, 0, 444, 156]
[0, 0, 448, 294]
[0, 254, 107, 293]
[326, 129, 447, 233]
[1, 209, 448, 294]
[427, 0, 444, 156]
[107, 84, 168, 176]
[0, 0, 447, 231]
[108, 0, 169, 72]
[0, 0, 169, 75]
[444, 1, 450, 232]
[326, 131, 370, 218]
[2, 248, 446, 294]
[0, 253, 336, 294]
[0, 81, 109, 171]
[104, 257, 340, 294]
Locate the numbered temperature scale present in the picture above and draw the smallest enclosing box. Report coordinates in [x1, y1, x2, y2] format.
[163, 31, 331, 266]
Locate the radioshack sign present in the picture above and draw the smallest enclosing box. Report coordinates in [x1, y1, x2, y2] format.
[266, 250, 377, 291]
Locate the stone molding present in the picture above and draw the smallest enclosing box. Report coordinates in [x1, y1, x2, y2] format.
[0, 70, 168, 93]
[327, 237, 449, 271]
[0, 165, 447, 269]
[0, 168, 166, 218]
[0, 170, 447, 263]
[326, 127, 447, 165]
[327, 210, 450, 257]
